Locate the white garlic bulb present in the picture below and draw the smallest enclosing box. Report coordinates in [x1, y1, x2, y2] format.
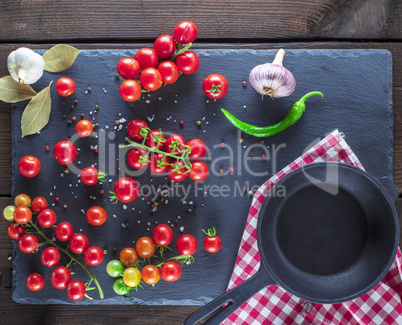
[7, 47, 45, 84]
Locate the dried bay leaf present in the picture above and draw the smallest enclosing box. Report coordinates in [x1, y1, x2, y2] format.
[21, 81, 53, 138]
[42, 44, 81, 73]
[0, 76, 37, 103]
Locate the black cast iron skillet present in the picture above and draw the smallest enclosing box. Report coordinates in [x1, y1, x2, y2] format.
[185, 162, 399, 325]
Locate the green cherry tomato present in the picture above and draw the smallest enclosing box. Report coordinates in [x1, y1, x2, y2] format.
[106, 260, 125, 278]
[113, 278, 130, 296]
[123, 267, 141, 287]
[3, 205, 16, 222]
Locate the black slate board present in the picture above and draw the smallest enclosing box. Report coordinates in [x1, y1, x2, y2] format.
[11, 49, 393, 305]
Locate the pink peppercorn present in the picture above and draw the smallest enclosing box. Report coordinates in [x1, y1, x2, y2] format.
[243, 81, 247, 87]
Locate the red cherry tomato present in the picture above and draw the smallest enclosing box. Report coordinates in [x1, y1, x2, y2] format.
[113, 177, 139, 203]
[19, 234, 39, 253]
[67, 280, 86, 301]
[41, 247, 61, 267]
[7, 222, 25, 239]
[117, 58, 140, 79]
[167, 160, 188, 182]
[173, 21, 198, 44]
[127, 148, 148, 169]
[18, 155, 41, 178]
[55, 222, 73, 241]
[148, 153, 169, 174]
[160, 261, 182, 282]
[189, 161, 209, 181]
[152, 224, 173, 247]
[135, 237, 155, 258]
[84, 246, 104, 266]
[69, 233, 89, 254]
[202, 74, 229, 99]
[26, 273, 45, 291]
[141, 265, 160, 285]
[187, 138, 207, 159]
[154, 35, 177, 59]
[53, 140, 77, 165]
[157, 61, 180, 84]
[13, 206, 32, 224]
[55, 77, 75, 97]
[51, 266, 72, 289]
[203, 227, 222, 253]
[145, 130, 165, 149]
[120, 247, 139, 267]
[140, 68, 162, 91]
[38, 209, 57, 228]
[119, 79, 142, 102]
[76, 119, 93, 137]
[134, 48, 158, 70]
[165, 134, 186, 156]
[80, 167, 99, 185]
[86, 206, 107, 226]
[176, 234, 198, 255]
[31, 196, 47, 213]
[176, 51, 199, 74]
[127, 119, 148, 141]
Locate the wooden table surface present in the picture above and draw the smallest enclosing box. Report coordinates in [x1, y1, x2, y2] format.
[0, 1, 401, 324]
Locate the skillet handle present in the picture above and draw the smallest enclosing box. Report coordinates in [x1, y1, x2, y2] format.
[379, 177, 399, 202]
[185, 269, 272, 325]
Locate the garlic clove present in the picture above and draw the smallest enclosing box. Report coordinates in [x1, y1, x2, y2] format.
[7, 47, 45, 85]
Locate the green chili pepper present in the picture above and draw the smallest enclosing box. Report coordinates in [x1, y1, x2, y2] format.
[221, 91, 323, 138]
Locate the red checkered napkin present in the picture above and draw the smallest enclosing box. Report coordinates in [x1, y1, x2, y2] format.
[224, 129, 402, 325]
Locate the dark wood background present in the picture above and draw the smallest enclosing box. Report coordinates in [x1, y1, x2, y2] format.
[0, 1, 401, 324]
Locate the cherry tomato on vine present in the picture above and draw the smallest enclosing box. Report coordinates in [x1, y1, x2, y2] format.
[136, 237, 155, 259]
[113, 278, 130, 295]
[84, 246, 104, 266]
[154, 35, 177, 59]
[119, 79, 142, 102]
[152, 224, 173, 247]
[157, 61, 180, 84]
[38, 209, 57, 228]
[3, 205, 16, 222]
[14, 194, 31, 208]
[176, 234, 198, 255]
[148, 153, 170, 174]
[176, 51, 199, 74]
[18, 156, 41, 178]
[127, 119, 148, 141]
[120, 247, 139, 267]
[145, 130, 165, 149]
[117, 57, 140, 79]
[160, 261, 182, 282]
[202, 74, 229, 99]
[123, 267, 142, 287]
[141, 265, 160, 285]
[127, 148, 148, 170]
[187, 138, 207, 159]
[112, 177, 139, 203]
[53, 140, 77, 165]
[69, 233, 89, 254]
[67, 280, 86, 301]
[41, 247, 61, 267]
[7, 222, 25, 239]
[51, 266, 72, 289]
[32, 196, 47, 213]
[106, 260, 125, 277]
[13, 206, 32, 224]
[81, 167, 107, 186]
[26, 273, 45, 291]
[76, 119, 93, 137]
[167, 160, 188, 182]
[173, 21, 198, 44]
[55, 77, 76, 97]
[19, 234, 39, 253]
[86, 206, 107, 226]
[140, 68, 162, 91]
[165, 134, 186, 156]
[202, 227, 222, 253]
[189, 161, 209, 181]
[55, 222, 74, 241]
[134, 48, 158, 70]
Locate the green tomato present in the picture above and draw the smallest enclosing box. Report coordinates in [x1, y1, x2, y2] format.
[106, 260, 125, 278]
[3, 205, 16, 222]
[123, 267, 141, 287]
[113, 278, 130, 295]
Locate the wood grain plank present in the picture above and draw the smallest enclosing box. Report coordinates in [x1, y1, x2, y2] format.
[0, 0, 400, 42]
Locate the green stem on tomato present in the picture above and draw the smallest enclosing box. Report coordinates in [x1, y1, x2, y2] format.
[29, 221, 104, 299]
[155, 254, 194, 267]
[171, 42, 193, 61]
